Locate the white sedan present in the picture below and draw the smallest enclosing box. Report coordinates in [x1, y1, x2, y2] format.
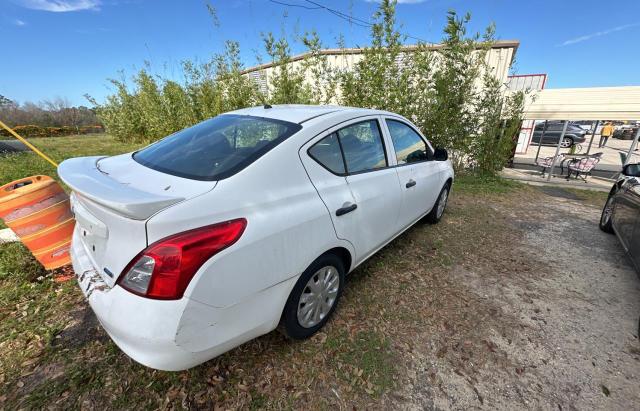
[58, 105, 454, 371]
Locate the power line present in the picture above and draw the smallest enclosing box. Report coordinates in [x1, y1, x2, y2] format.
[267, 0, 321, 10]
[267, 0, 430, 43]
[304, 0, 373, 27]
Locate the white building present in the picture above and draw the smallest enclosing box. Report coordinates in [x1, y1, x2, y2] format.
[242, 40, 520, 100]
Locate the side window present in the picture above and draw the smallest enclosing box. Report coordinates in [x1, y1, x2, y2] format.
[337, 120, 387, 173]
[308, 133, 346, 175]
[386, 119, 429, 165]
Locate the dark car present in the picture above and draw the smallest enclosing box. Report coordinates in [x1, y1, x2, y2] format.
[531, 121, 587, 148]
[613, 126, 639, 141]
[600, 163, 640, 336]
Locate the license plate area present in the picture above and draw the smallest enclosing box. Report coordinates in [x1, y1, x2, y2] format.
[71, 196, 109, 270]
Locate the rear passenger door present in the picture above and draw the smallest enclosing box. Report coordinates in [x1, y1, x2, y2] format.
[299, 118, 403, 265]
[383, 118, 443, 228]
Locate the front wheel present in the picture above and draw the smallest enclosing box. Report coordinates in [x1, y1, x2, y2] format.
[599, 194, 615, 234]
[560, 137, 573, 148]
[425, 183, 450, 224]
[280, 254, 345, 340]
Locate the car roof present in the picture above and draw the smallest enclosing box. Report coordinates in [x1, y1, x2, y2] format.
[227, 104, 393, 125]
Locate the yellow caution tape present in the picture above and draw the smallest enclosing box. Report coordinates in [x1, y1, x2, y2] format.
[0, 120, 58, 168]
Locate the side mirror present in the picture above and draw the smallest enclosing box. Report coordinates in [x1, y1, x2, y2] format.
[406, 150, 428, 163]
[622, 163, 640, 177]
[434, 147, 448, 161]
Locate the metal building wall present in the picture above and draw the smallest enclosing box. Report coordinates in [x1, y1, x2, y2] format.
[242, 41, 519, 102]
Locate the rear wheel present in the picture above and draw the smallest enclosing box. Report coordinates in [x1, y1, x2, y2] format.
[280, 254, 345, 340]
[425, 183, 450, 224]
[599, 194, 615, 234]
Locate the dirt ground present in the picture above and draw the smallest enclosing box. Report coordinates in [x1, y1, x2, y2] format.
[393, 185, 640, 410]
[1, 180, 639, 410]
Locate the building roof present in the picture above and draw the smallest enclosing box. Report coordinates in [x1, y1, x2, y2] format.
[522, 86, 640, 121]
[241, 40, 520, 75]
[507, 74, 547, 91]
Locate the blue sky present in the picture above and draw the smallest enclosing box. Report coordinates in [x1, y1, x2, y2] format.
[2, 0, 640, 106]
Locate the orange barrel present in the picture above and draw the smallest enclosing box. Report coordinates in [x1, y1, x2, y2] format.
[0, 176, 74, 270]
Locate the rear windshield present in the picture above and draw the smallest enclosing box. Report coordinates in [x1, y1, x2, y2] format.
[133, 115, 302, 180]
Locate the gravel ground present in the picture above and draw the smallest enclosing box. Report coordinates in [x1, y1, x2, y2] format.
[399, 186, 640, 410]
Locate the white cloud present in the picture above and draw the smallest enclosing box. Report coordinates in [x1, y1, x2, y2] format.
[14, 0, 101, 12]
[559, 22, 639, 46]
[14, 19, 26, 26]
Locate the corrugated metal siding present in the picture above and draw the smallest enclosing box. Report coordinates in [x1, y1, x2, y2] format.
[248, 71, 268, 95]
[245, 43, 517, 101]
[523, 87, 640, 120]
[507, 74, 546, 91]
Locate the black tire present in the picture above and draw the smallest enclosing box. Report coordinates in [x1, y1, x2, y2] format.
[599, 194, 615, 234]
[560, 137, 574, 148]
[425, 183, 450, 224]
[280, 253, 345, 340]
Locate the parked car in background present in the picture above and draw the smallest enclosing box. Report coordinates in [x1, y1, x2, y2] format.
[571, 120, 596, 132]
[613, 125, 639, 140]
[0, 140, 28, 154]
[58, 105, 454, 371]
[600, 162, 640, 269]
[531, 121, 587, 148]
[600, 162, 640, 336]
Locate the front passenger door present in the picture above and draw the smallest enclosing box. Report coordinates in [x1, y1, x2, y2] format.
[384, 118, 442, 228]
[613, 177, 640, 251]
[628, 188, 640, 271]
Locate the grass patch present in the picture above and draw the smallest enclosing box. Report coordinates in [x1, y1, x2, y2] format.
[0, 134, 143, 185]
[453, 173, 524, 195]
[563, 187, 609, 208]
[326, 330, 395, 397]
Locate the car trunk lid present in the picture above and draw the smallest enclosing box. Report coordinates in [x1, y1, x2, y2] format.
[58, 154, 217, 287]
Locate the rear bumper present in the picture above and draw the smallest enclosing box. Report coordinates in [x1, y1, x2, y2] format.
[70, 229, 280, 371]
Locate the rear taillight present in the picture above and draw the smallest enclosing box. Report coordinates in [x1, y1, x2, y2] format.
[118, 219, 247, 300]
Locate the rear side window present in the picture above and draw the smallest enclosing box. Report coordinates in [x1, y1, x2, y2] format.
[386, 119, 429, 164]
[133, 115, 301, 180]
[337, 120, 387, 173]
[308, 133, 346, 174]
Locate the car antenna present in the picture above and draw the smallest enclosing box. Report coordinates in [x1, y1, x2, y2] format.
[263, 104, 272, 109]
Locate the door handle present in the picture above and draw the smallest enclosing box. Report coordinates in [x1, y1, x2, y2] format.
[405, 179, 416, 188]
[336, 203, 357, 216]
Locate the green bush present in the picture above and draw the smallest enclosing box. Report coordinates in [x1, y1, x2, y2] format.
[0, 124, 104, 138]
[93, 0, 524, 175]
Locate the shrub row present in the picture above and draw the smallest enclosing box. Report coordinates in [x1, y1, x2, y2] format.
[0, 125, 104, 138]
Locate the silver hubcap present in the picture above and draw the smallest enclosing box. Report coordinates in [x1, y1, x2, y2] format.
[601, 197, 614, 225]
[437, 188, 448, 218]
[297, 266, 340, 328]
[560, 138, 571, 148]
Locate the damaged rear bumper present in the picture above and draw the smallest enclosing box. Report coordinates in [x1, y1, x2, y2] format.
[70, 229, 244, 371]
